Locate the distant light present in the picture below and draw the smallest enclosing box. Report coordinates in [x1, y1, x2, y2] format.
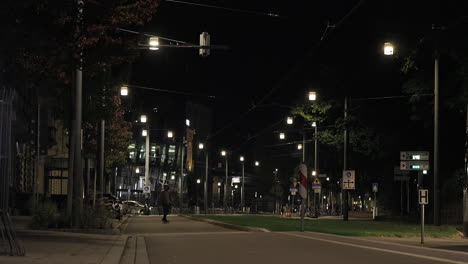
[221, 150, 226, 156]
[255, 161, 259, 166]
[198, 143, 204, 149]
[309, 91, 317, 101]
[287, 117, 293, 125]
[279, 133, 285, 140]
[312, 121, 316, 127]
[412, 165, 421, 169]
[171, 175, 175, 180]
[297, 144, 302, 150]
[163, 172, 167, 177]
[312, 171, 316, 176]
[186, 119, 190, 126]
[323, 196, 326, 199]
[412, 155, 421, 160]
[369, 197, 372, 201]
[120, 86, 128, 96]
[275, 168, 278, 172]
[240, 156, 244, 162]
[135, 168, 140, 173]
[235, 185, 238, 189]
[423, 170, 428, 175]
[384, 42, 394, 55]
[218, 182, 221, 186]
[326, 177, 330, 181]
[167, 131, 173, 138]
[149, 36, 159, 50]
[197, 179, 201, 184]
[142, 129, 148, 137]
[140, 115, 147, 123]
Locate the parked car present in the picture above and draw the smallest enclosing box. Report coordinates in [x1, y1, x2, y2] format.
[123, 200, 151, 215]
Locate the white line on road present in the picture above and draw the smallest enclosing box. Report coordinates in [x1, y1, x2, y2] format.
[280, 232, 468, 264]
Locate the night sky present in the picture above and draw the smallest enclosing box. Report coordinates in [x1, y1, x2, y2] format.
[129, 0, 468, 192]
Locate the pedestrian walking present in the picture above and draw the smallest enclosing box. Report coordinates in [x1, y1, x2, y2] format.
[159, 184, 172, 223]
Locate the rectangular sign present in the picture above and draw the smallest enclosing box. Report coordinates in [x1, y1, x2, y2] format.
[342, 170, 355, 190]
[318, 174, 327, 178]
[400, 151, 430, 161]
[311, 185, 321, 190]
[143, 185, 151, 194]
[400, 161, 429, 171]
[419, 189, 429, 205]
[232, 177, 241, 183]
[289, 188, 298, 193]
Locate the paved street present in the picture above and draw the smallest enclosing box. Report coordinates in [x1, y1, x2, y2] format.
[122, 215, 468, 264]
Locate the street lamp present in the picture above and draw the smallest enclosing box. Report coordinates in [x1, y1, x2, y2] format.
[120, 86, 129, 96]
[135, 168, 140, 173]
[221, 150, 228, 212]
[287, 116, 293, 125]
[240, 156, 245, 212]
[140, 115, 147, 123]
[167, 131, 173, 138]
[383, 42, 394, 55]
[186, 119, 190, 127]
[149, 36, 160, 50]
[309, 91, 317, 101]
[279, 133, 285, 140]
[198, 143, 204, 150]
[141, 129, 148, 137]
[297, 144, 302, 150]
[255, 161, 259, 166]
[198, 142, 209, 214]
[197, 179, 201, 184]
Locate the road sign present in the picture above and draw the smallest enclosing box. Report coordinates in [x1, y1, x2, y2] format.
[372, 183, 378, 193]
[400, 151, 429, 161]
[400, 160, 429, 171]
[342, 170, 355, 190]
[419, 189, 429, 205]
[143, 185, 151, 194]
[312, 177, 321, 185]
[289, 188, 298, 193]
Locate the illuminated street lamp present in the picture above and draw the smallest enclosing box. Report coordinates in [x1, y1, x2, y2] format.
[120, 86, 128, 96]
[140, 115, 147, 123]
[279, 133, 285, 140]
[149, 36, 160, 50]
[197, 179, 201, 184]
[287, 116, 293, 125]
[297, 144, 302, 150]
[312, 170, 317, 176]
[186, 119, 190, 127]
[171, 175, 175, 180]
[141, 129, 148, 137]
[384, 42, 394, 55]
[309, 91, 317, 101]
[198, 143, 204, 150]
[135, 168, 140, 173]
[167, 131, 173, 138]
[221, 150, 226, 156]
[240, 156, 245, 211]
[255, 161, 259, 166]
[312, 121, 316, 127]
[221, 150, 228, 212]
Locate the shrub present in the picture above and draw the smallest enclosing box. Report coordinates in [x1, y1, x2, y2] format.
[80, 206, 112, 229]
[30, 200, 59, 229]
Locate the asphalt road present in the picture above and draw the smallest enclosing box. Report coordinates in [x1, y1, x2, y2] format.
[122, 215, 468, 264]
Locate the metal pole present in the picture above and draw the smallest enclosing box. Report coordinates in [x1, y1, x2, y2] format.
[434, 51, 440, 226]
[400, 180, 403, 216]
[34, 104, 40, 206]
[204, 152, 208, 214]
[99, 120, 105, 199]
[179, 138, 185, 208]
[241, 161, 245, 212]
[464, 105, 468, 237]
[421, 204, 425, 244]
[407, 179, 410, 215]
[302, 132, 306, 163]
[144, 126, 150, 195]
[373, 191, 377, 219]
[314, 125, 318, 172]
[224, 157, 228, 213]
[343, 96, 349, 221]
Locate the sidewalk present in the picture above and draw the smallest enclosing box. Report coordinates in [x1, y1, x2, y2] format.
[0, 216, 130, 264]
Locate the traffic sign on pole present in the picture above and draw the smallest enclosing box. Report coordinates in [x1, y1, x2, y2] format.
[342, 170, 355, 190]
[419, 189, 429, 205]
[143, 185, 151, 194]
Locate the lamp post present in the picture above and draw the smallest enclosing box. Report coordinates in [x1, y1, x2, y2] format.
[141, 115, 150, 198]
[199, 143, 209, 214]
[221, 150, 228, 213]
[240, 156, 245, 212]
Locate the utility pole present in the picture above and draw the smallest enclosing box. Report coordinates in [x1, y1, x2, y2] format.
[224, 156, 228, 213]
[180, 137, 185, 208]
[464, 104, 468, 237]
[343, 96, 349, 221]
[433, 40, 440, 226]
[204, 152, 208, 214]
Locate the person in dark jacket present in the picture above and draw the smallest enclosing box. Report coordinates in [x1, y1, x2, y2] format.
[159, 184, 172, 223]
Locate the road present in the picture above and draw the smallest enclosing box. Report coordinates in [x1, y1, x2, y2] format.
[122, 215, 468, 264]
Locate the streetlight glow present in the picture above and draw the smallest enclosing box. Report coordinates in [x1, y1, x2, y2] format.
[297, 144, 302, 150]
[197, 179, 201, 184]
[167, 131, 173, 138]
[309, 91, 317, 101]
[221, 150, 226, 156]
[171, 175, 175, 180]
[279, 133, 285, 140]
[218, 182, 221, 186]
[312, 121, 316, 127]
[287, 116, 293, 125]
[240, 156, 244, 162]
[198, 143, 204, 149]
[255, 161, 259, 166]
[186, 119, 190, 126]
[120, 86, 128, 96]
[149, 36, 160, 50]
[135, 168, 140, 173]
[384, 42, 394, 55]
[312, 170, 316, 176]
[140, 115, 147, 123]
[235, 185, 238, 189]
[142, 129, 148, 137]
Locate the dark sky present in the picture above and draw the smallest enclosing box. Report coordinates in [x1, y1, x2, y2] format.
[130, 0, 468, 185]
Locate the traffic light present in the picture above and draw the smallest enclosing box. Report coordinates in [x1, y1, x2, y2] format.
[199, 32, 210, 57]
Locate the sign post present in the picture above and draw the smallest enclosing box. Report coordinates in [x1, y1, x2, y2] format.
[419, 189, 429, 244]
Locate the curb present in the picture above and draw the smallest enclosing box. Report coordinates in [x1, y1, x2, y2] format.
[101, 235, 129, 264]
[180, 215, 270, 232]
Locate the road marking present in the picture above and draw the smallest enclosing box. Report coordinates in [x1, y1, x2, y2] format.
[281, 232, 468, 264]
[139, 231, 249, 237]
